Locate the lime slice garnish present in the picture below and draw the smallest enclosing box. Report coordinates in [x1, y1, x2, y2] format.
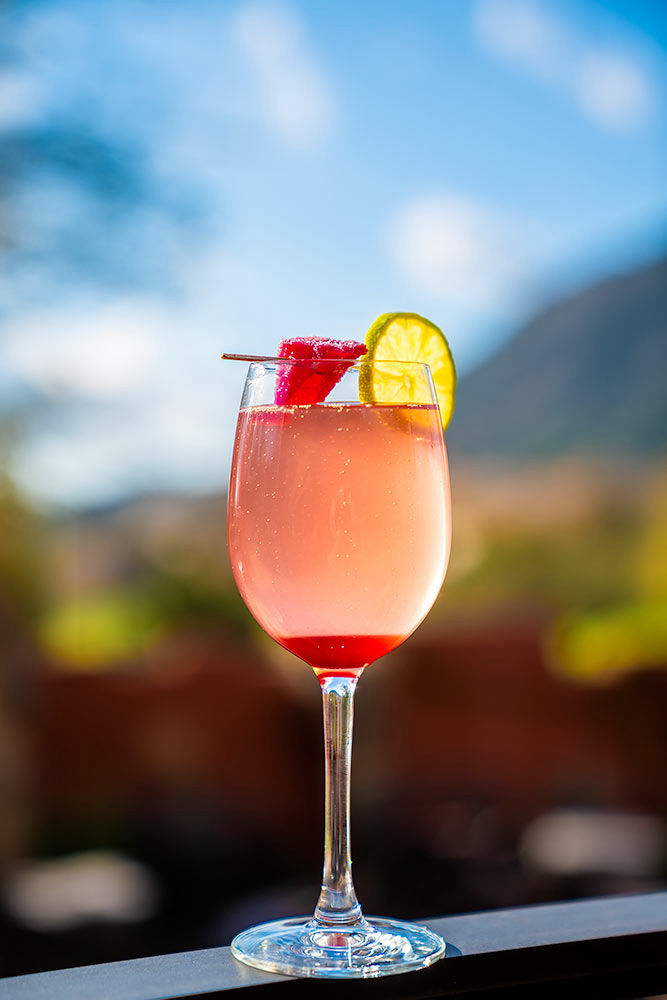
[360, 313, 456, 428]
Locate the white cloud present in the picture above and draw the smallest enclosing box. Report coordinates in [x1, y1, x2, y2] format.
[232, 1, 336, 146]
[473, 0, 566, 81]
[575, 51, 652, 131]
[1, 289, 243, 506]
[8, 367, 239, 507]
[0, 70, 44, 131]
[387, 195, 521, 308]
[473, 0, 655, 132]
[3, 300, 165, 401]
[11, 398, 230, 509]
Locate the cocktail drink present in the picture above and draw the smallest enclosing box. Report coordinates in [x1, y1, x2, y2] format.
[226, 334, 453, 978]
[229, 400, 450, 681]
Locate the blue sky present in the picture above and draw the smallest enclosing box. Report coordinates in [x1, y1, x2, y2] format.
[1, 0, 666, 506]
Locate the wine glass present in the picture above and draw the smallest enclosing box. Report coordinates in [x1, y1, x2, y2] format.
[227, 357, 451, 978]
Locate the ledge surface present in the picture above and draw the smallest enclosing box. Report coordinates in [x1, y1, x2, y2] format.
[2, 891, 666, 999]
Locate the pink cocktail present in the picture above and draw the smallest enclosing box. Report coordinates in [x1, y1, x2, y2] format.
[229, 402, 450, 681]
[227, 358, 451, 977]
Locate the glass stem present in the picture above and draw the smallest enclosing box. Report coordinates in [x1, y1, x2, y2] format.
[314, 674, 363, 927]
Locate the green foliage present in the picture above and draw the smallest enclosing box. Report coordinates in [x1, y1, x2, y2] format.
[0, 466, 45, 624]
[38, 568, 253, 671]
[146, 568, 251, 633]
[39, 587, 160, 668]
[439, 467, 667, 682]
[444, 513, 639, 613]
[634, 466, 667, 600]
[552, 599, 667, 683]
[549, 470, 667, 681]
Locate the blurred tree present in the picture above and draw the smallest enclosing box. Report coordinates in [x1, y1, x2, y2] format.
[0, 423, 43, 878]
[0, 424, 44, 625]
[635, 465, 667, 600]
[38, 569, 253, 672]
[550, 469, 667, 683]
[0, 4, 207, 309]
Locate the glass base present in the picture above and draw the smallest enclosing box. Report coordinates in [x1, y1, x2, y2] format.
[231, 915, 446, 979]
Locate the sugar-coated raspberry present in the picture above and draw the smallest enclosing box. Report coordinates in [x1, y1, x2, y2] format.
[275, 337, 367, 404]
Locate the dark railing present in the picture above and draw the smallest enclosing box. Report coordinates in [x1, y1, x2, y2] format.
[2, 892, 666, 999]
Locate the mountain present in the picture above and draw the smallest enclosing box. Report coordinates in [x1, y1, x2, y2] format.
[448, 255, 667, 459]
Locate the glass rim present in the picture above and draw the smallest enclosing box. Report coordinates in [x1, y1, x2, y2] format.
[245, 358, 433, 374]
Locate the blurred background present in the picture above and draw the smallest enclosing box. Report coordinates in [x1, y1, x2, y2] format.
[1, 0, 666, 978]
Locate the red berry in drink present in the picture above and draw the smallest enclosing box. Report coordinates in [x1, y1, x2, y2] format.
[275, 337, 367, 405]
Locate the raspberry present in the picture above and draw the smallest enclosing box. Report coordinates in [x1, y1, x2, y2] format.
[275, 337, 367, 405]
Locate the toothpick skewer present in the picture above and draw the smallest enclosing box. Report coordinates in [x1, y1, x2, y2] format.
[221, 352, 284, 362]
[221, 352, 367, 363]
